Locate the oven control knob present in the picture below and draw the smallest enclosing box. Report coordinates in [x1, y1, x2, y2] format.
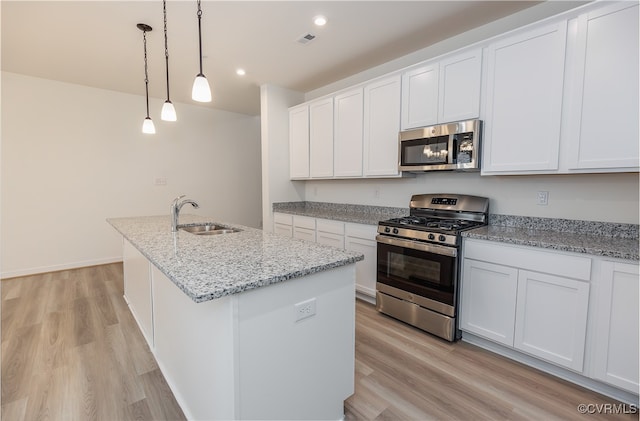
[438, 235, 446, 242]
[392, 228, 399, 234]
[384, 227, 391, 233]
[428, 233, 435, 240]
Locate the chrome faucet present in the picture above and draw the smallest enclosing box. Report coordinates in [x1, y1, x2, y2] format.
[171, 195, 200, 232]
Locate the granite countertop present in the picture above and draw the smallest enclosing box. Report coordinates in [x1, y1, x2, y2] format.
[107, 215, 364, 303]
[273, 201, 408, 225]
[462, 215, 639, 261]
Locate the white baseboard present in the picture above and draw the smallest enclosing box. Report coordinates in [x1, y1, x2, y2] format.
[1, 256, 123, 280]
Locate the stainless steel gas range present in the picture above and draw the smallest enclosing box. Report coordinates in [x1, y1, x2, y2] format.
[376, 193, 489, 341]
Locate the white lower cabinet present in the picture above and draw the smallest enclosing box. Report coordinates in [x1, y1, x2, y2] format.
[273, 213, 293, 237]
[293, 215, 316, 242]
[316, 219, 346, 249]
[460, 259, 518, 346]
[345, 223, 378, 299]
[514, 270, 589, 372]
[273, 213, 378, 301]
[591, 261, 640, 393]
[461, 239, 591, 372]
[461, 238, 639, 400]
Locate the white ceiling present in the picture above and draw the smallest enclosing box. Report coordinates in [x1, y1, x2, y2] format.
[2, 1, 584, 116]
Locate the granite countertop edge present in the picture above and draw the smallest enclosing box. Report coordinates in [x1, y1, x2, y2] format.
[273, 201, 408, 225]
[107, 215, 364, 303]
[462, 225, 639, 261]
[273, 202, 638, 261]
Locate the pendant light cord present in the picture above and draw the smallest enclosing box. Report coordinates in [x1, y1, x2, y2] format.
[143, 29, 150, 118]
[197, 0, 204, 76]
[163, 0, 171, 101]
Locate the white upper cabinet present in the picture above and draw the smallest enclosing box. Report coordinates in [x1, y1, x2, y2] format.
[401, 63, 439, 129]
[401, 48, 482, 130]
[309, 97, 334, 178]
[289, 104, 310, 179]
[334, 88, 364, 177]
[439, 48, 482, 124]
[564, 2, 639, 171]
[482, 21, 568, 174]
[363, 74, 402, 177]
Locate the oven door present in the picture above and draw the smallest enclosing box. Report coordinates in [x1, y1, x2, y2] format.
[376, 234, 458, 316]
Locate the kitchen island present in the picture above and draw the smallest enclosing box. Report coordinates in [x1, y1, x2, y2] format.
[107, 215, 363, 420]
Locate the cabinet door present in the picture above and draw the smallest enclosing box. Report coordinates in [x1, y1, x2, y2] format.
[293, 215, 316, 242]
[345, 223, 378, 299]
[123, 239, 154, 347]
[289, 105, 310, 179]
[514, 270, 589, 372]
[482, 21, 567, 173]
[460, 259, 518, 346]
[316, 231, 345, 249]
[439, 48, 482, 123]
[566, 3, 639, 171]
[363, 75, 401, 177]
[309, 98, 334, 178]
[401, 63, 439, 129]
[592, 261, 639, 393]
[273, 223, 293, 238]
[334, 88, 364, 177]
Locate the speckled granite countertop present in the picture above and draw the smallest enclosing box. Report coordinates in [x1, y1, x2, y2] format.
[462, 215, 639, 261]
[107, 215, 364, 303]
[273, 201, 408, 225]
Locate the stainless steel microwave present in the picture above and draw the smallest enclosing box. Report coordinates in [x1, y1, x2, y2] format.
[399, 119, 482, 172]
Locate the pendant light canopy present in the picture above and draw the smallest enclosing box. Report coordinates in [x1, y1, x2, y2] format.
[161, 0, 177, 121]
[192, 0, 212, 102]
[137, 23, 155, 134]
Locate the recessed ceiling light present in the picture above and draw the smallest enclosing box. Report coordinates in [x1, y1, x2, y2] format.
[236, 68, 246, 76]
[313, 15, 327, 26]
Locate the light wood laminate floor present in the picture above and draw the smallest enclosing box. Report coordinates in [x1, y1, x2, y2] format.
[2, 264, 636, 420]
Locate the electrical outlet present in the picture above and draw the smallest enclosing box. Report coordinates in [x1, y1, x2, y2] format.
[294, 298, 316, 322]
[374, 187, 380, 199]
[154, 177, 167, 186]
[537, 191, 549, 206]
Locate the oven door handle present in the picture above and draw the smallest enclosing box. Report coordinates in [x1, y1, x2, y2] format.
[376, 234, 458, 257]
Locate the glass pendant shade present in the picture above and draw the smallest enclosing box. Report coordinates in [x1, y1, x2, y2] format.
[161, 101, 177, 121]
[142, 117, 156, 134]
[192, 74, 211, 102]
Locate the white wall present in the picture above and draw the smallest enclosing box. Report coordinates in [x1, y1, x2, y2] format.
[1, 72, 262, 278]
[260, 84, 305, 232]
[303, 173, 639, 224]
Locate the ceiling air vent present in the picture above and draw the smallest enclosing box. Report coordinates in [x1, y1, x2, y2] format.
[297, 33, 316, 44]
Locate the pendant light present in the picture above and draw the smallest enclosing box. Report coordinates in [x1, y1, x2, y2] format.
[161, 0, 177, 121]
[191, 0, 212, 102]
[137, 23, 155, 134]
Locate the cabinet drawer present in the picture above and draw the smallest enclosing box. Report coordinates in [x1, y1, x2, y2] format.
[316, 219, 345, 235]
[464, 239, 591, 281]
[273, 213, 293, 225]
[345, 222, 377, 240]
[293, 215, 316, 230]
[293, 227, 316, 242]
[317, 232, 345, 249]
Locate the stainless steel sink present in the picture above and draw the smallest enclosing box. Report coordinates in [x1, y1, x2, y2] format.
[178, 223, 242, 236]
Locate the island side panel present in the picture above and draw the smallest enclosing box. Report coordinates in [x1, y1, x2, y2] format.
[151, 266, 238, 420]
[122, 239, 154, 347]
[236, 264, 356, 420]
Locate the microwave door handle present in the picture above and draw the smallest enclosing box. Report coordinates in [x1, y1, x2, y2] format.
[448, 134, 455, 164]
